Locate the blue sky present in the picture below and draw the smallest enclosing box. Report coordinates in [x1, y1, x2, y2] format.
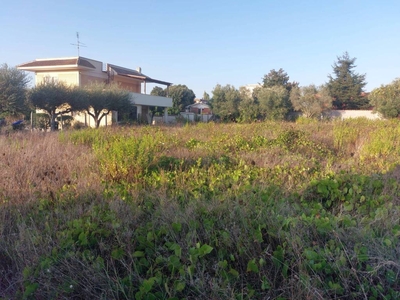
[1, 0, 399, 97]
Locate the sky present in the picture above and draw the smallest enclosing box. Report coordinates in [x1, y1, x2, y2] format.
[1, 0, 400, 98]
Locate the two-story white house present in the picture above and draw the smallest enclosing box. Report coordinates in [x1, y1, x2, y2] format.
[18, 56, 173, 126]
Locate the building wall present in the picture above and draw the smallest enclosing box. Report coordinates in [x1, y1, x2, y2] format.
[114, 75, 141, 93]
[36, 71, 80, 85]
[71, 110, 114, 127]
[180, 112, 213, 122]
[326, 110, 382, 120]
[129, 93, 173, 107]
[80, 73, 107, 86]
[79, 59, 108, 86]
[189, 107, 212, 114]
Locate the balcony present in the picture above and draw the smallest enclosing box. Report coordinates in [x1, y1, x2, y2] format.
[129, 92, 173, 108]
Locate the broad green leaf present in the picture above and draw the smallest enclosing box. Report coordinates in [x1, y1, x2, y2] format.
[247, 259, 259, 273]
[133, 251, 145, 258]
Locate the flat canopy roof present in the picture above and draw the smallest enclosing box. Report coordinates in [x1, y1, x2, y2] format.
[107, 64, 171, 86]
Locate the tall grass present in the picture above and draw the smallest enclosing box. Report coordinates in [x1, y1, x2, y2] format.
[0, 120, 399, 299]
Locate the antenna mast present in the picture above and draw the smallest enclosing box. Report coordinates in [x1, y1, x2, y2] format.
[70, 32, 86, 56]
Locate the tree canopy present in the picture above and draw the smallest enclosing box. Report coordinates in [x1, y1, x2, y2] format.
[202, 91, 210, 100]
[210, 84, 241, 121]
[369, 79, 400, 118]
[80, 83, 131, 128]
[254, 86, 290, 120]
[262, 68, 298, 93]
[29, 80, 83, 131]
[327, 52, 367, 109]
[151, 85, 195, 115]
[237, 86, 259, 122]
[168, 84, 196, 115]
[290, 84, 332, 118]
[150, 86, 166, 97]
[0, 64, 30, 118]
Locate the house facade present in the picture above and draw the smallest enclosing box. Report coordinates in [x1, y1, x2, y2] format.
[17, 56, 173, 127]
[181, 99, 213, 122]
[186, 99, 212, 114]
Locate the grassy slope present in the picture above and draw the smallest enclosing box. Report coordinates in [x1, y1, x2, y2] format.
[0, 119, 399, 299]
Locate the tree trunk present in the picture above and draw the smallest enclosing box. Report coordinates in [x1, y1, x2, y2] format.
[50, 111, 57, 131]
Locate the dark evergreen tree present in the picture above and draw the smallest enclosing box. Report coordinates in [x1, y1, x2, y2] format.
[262, 68, 298, 93]
[327, 52, 367, 109]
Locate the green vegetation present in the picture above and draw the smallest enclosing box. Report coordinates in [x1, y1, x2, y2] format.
[151, 85, 196, 116]
[369, 79, 400, 118]
[0, 63, 30, 119]
[0, 119, 399, 299]
[29, 81, 132, 131]
[327, 52, 368, 109]
[290, 84, 332, 118]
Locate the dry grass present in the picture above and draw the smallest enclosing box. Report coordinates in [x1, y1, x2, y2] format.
[0, 131, 101, 204]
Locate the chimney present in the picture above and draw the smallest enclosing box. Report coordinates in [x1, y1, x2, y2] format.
[136, 67, 142, 73]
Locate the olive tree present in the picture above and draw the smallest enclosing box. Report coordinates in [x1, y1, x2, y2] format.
[210, 84, 241, 121]
[29, 81, 83, 131]
[80, 83, 131, 128]
[254, 86, 291, 120]
[290, 85, 332, 118]
[369, 79, 400, 118]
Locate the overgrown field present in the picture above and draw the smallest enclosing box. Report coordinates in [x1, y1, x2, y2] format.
[0, 118, 399, 299]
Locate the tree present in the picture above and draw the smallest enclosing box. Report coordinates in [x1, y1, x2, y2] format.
[80, 83, 131, 128]
[149, 86, 167, 119]
[0, 64, 30, 118]
[203, 91, 210, 100]
[29, 80, 83, 131]
[369, 79, 400, 118]
[238, 86, 259, 122]
[327, 52, 367, 109]
[254, 86, 290, 120]
[290, 84, 332, 118]
[168, 84, 195, 115]
[150, 86, 166, 97]
[210, 84, 241, 121]
[262, 68, 298, 93]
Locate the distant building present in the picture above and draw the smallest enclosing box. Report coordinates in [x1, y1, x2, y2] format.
[180, 99, 212, 122]
[18, 56, 173, 126]
[186, 99, 212, 114]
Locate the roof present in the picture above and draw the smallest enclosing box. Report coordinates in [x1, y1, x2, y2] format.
[17, 57, 96, 70]
[17, 56, 172, 86]
[107, 64, 172, 86]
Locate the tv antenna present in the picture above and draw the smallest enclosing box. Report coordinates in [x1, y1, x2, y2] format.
[70, 32, 86, 56]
